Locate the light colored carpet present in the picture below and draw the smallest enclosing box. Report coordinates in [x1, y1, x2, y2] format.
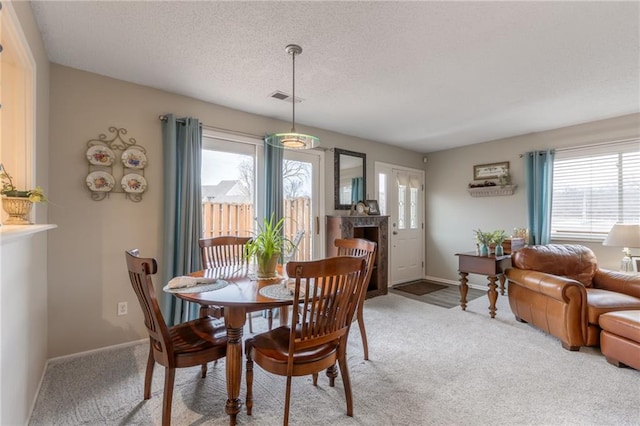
[30, 292, 640, 425]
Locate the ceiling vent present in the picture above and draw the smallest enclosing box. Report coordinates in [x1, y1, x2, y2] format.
[269, 91, 303, 103]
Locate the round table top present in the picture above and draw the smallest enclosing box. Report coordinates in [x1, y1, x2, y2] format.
[170, 265, 294, 308]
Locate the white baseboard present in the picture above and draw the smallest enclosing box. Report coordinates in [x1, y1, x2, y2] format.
[47, 338, 148, 365]
[424, 275, 487, 291]
[28, 338, 147, 424]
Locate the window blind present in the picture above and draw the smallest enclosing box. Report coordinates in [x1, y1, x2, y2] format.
[551, 140, 640, 240]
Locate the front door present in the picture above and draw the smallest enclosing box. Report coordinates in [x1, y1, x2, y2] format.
[375, 163, 425, 285]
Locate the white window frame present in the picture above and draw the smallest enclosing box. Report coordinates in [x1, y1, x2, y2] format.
[202, 129, 264, 220]
[550, 140, 640, 242]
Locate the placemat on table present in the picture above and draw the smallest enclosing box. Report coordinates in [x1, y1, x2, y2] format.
[259, 279, 315, 300]
[163, 279, 230, 294]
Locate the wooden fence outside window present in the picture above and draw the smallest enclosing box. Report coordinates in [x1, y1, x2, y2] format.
[202, 196, 312, 260]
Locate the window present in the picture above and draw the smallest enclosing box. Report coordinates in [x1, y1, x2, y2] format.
[551, 140, 640, 240]
[201, 134, 262, 238]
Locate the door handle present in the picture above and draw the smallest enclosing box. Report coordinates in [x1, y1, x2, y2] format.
[392, 231, 398, 235]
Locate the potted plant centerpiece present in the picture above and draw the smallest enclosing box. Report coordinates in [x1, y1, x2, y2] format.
[244, 214, 294, 278]
[1, 163, 47, 225]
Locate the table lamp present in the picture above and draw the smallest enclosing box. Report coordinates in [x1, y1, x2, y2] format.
[602, 223, 640, 272]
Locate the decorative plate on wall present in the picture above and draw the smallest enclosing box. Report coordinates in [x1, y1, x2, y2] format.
[121, 149, 147, 169]
[86, 171, 115, 192]
[121, 173, 147, 193]
[86, 146, 115, 166]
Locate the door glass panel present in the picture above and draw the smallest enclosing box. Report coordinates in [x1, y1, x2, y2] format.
[378, 173, 387, 215]
[283, 158, 313, 260]
[201, 138, 257, 238]
[410, 187, 418, 229]
[283, 150, 321, 261]
[398, 184, 406, 229]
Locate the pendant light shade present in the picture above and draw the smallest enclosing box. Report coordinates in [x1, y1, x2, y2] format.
[266, 44, 319, 150]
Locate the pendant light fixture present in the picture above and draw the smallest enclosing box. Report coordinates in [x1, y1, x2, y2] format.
[265, 44, 319, 150]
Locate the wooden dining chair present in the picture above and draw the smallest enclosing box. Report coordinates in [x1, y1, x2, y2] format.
[334, 238, 377, 362]
[245, 256, 367, 425]
[199, 235, 251, 269]
[199, 236, 264, 333]
[125, 249, 227, 426]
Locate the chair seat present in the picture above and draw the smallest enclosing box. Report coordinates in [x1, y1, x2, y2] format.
[586, 289, 640, 324]
[169, 317, 227, 358]
[249, 325, 338, 366]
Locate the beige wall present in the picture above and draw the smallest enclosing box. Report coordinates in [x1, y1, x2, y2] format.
[425, 113, 640, 285]
[15, 0, 639, 368]
[2, 1, 51, 424]
[47, 64, 425, 358]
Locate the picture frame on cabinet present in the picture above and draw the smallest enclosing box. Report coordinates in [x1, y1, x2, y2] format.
[365, 200, 380, 215]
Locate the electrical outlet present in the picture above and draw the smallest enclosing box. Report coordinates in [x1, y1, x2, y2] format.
[117, 302, 128, 316]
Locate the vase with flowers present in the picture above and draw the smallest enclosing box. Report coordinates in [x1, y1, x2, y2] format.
[491, 230, 507, 256]
[1, 163, 47, 225]
[473, 229, 494, 256]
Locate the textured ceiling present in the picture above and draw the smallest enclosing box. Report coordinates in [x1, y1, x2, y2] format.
[31, 1, 640, 153]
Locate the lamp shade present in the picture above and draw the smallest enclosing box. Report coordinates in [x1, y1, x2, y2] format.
[602, 224, 640, 248]
[265, 132, 319, 150]
[265, 44, 319, 150]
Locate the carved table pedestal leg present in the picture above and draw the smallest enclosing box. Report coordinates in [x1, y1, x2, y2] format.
[224, 307, 246, 426]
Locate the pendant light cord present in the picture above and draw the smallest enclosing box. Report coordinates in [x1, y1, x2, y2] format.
[291, 50, 296, 133]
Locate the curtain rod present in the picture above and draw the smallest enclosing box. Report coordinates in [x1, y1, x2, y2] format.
[158, 115, 264, 140]
[518, 137, 639, 157]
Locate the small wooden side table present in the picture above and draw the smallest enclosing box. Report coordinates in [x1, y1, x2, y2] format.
[455, 252, 512, 318]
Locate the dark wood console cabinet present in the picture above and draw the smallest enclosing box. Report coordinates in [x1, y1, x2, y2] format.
[326, 215, 389, 298]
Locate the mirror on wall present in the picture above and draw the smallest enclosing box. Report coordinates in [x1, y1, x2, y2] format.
[334, 148, 366, 210]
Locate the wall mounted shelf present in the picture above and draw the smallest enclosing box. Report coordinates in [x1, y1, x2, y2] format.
[467, 185, 517, 198]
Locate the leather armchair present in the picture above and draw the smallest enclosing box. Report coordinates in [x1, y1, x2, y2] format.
[505, 244, 640, 351]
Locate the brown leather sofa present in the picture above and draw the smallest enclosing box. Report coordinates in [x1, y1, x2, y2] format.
[505, 244, 640, 351]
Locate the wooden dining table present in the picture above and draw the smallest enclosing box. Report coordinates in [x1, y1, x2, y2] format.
[168, 265, 293, 426]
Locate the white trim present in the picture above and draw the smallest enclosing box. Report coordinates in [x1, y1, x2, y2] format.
[2, 0, 37, 217]
[555, 138, 639, 154]
[47, 338, 148, 365]
[0, 224, 57, 244]
[203, 128, 264, 146]
[374, 161, 426, 174]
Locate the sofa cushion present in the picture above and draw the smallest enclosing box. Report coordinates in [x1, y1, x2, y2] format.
[586, 289, 640, 325]
[511, 244, 597, 287]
